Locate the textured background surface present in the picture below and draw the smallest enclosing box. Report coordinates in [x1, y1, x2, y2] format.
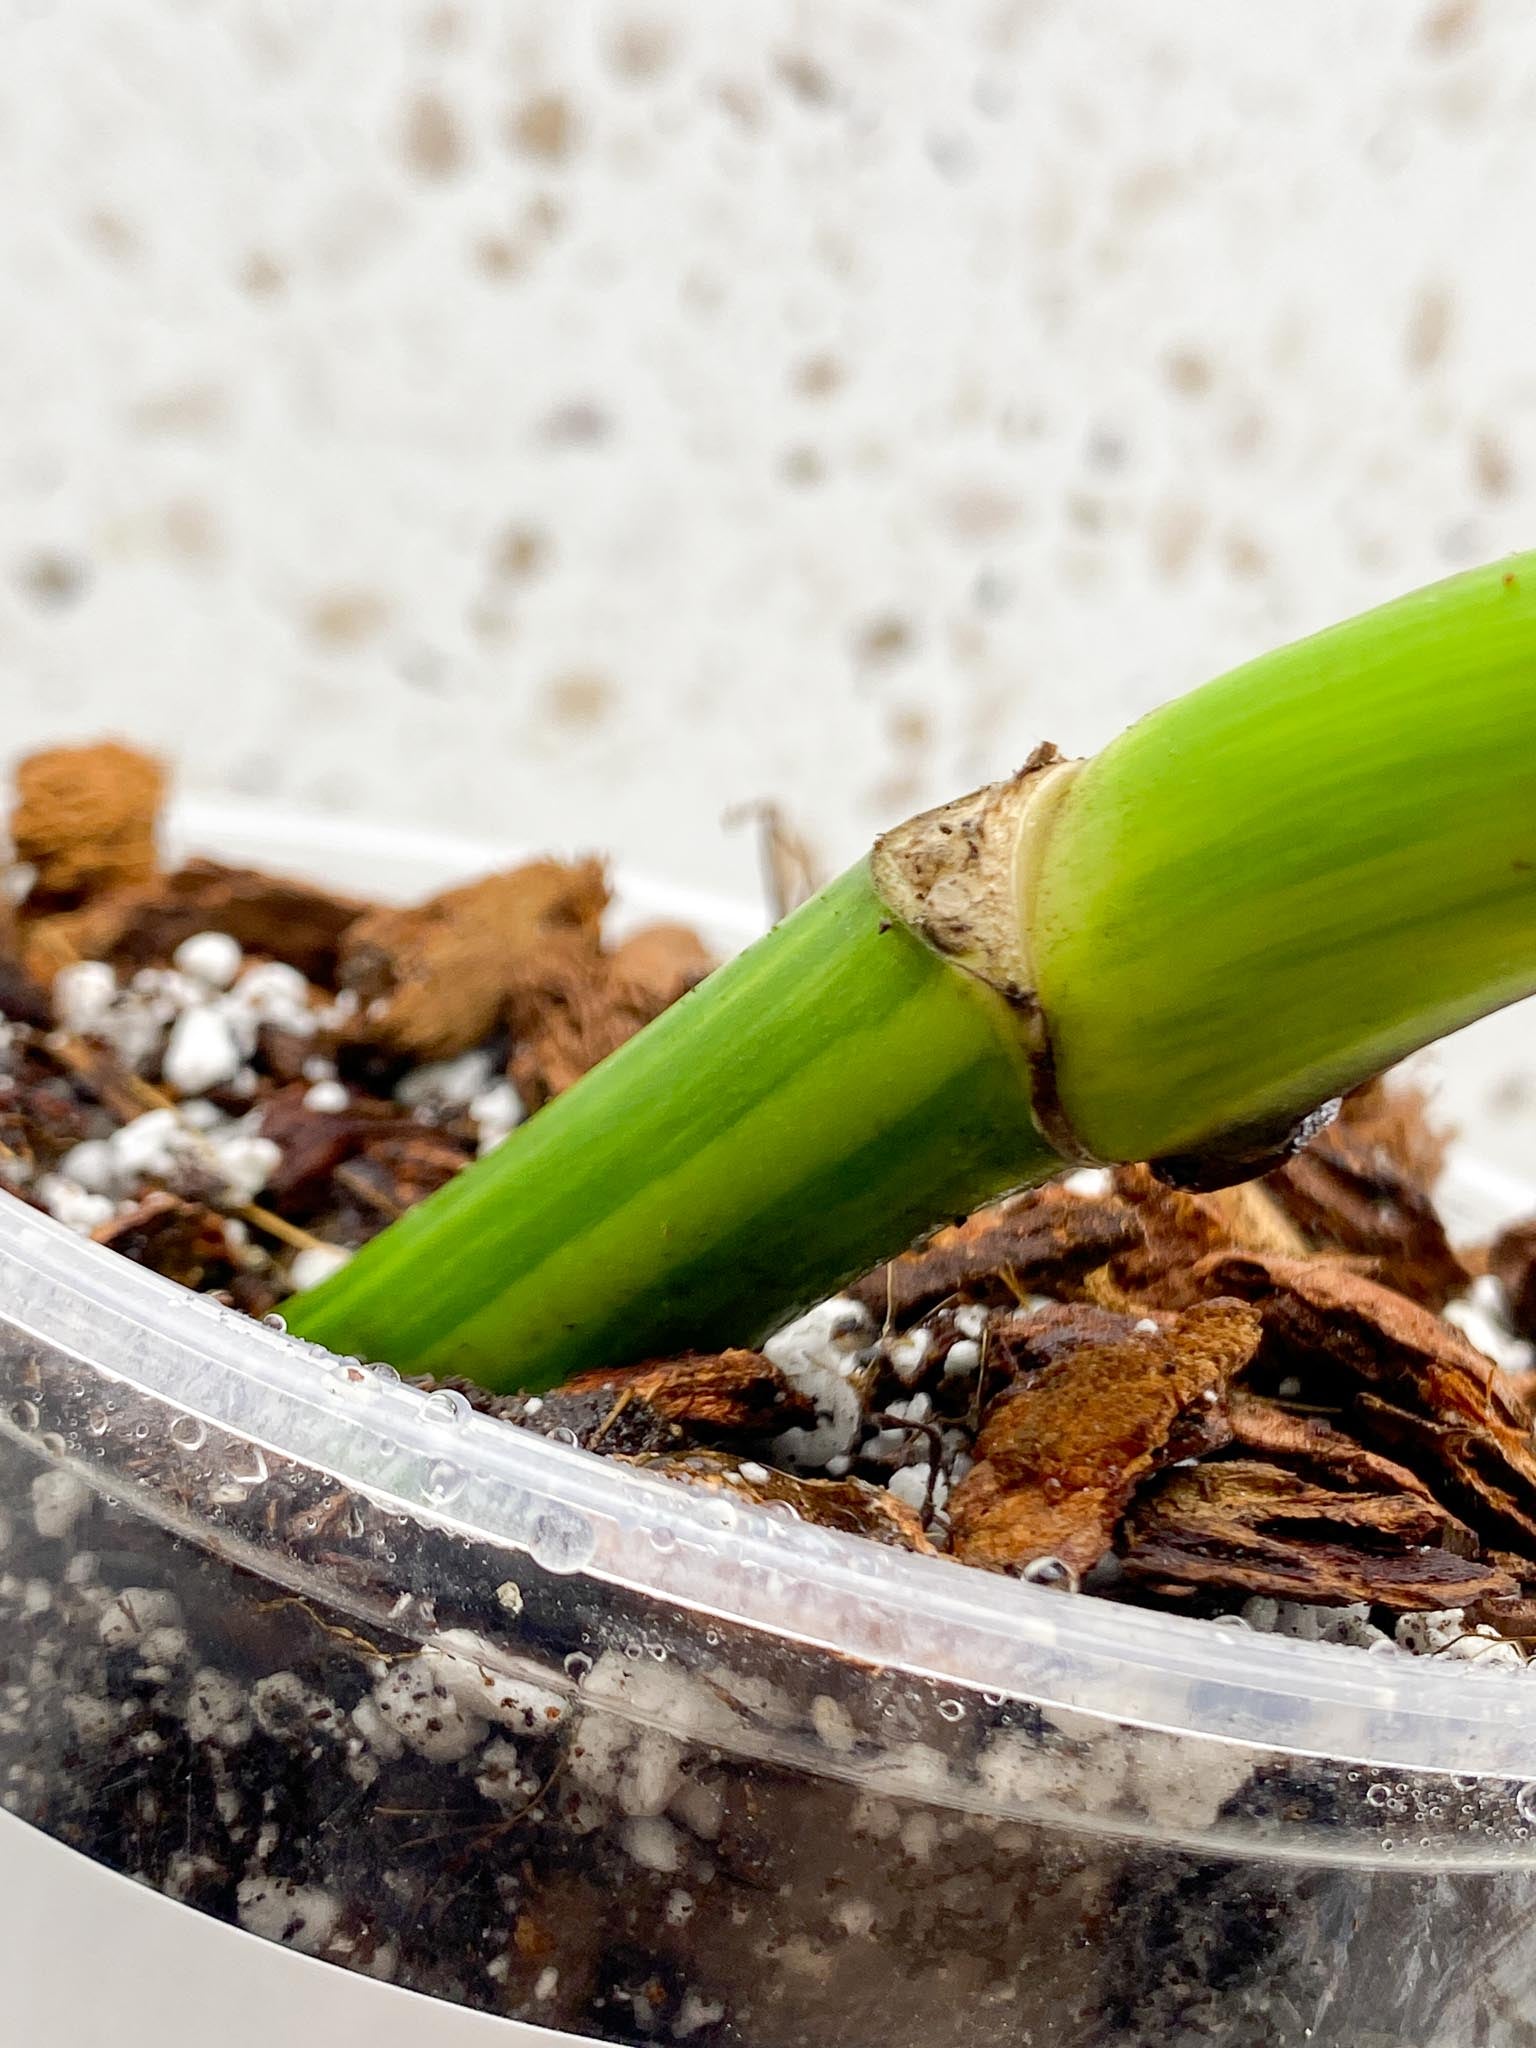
[4, 0, 1536, 1156]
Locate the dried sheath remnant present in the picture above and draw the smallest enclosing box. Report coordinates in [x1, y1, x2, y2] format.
[12, 741, 164, 908]
[339, 860, 609, 1059]
[946, 1298, 1260, 1578]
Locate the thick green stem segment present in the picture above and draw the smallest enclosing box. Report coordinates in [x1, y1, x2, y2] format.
[290, 552, 1536, 1390]
[287, 864, 1062, 1389]
[1034, 554, 1536, 1162]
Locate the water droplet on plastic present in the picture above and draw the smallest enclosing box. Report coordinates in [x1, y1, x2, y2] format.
[85, 1408, 109, 1438]
[1021, 1555, 1079, 1592]
[937, 1698, 966, 1723]
[426, 1459, 465, 1506]
[1365, 1783, 1391, 1808]
[170, 1415, 207, 1452]
[1380, 1837, 1394, 1853]
[1515, 1781, 1536, 1827]
[551, 1426, 580, 1449]
[650, 1526, 677, 1553]
[131, 1422, 149, 1442]
[372, 1361, 401, 1385]
[982, 1689, 1007, 1708]
[529, 1507, 595, 1574]
[703, 1629, 720, 1647]
[563, 1651, 594, 1683]
[262, 1311, 288, 1332]
[423, 1388, 470, 1427]
[9, 1399, 39, 1433]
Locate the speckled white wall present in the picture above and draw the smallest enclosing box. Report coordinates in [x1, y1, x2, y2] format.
[5, 0, 1536, 1155]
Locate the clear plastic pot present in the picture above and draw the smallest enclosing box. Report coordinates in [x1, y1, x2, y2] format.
[5, 801, 1536, 2048]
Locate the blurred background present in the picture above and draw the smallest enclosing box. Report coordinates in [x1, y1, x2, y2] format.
[4, 0, 1536, 1162]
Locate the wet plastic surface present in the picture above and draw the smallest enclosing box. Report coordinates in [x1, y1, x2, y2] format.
[6, 805, 1536, 2046]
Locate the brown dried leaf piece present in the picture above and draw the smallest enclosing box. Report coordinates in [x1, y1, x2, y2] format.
[1488, 1217, 1536, 1343]
[340, 860, 608, 1060]
[508, 922, 714, 1109]
[562, 1350, 813, 1439]
[92, 1190, 239, 1290]
[1264, 1079, 1467, 1308]
[848, 1186, 1140, 1325]
[1097, 1165, 1309, 1311]
[1203, 1250, 1536, 1552]
[12, 741, 164, 908]
[627, 1447, 936, 1551]
[946, 1298, 1260, 1578]
[24, 859, 366, 988]
[1120, 1459, 1512, 1611]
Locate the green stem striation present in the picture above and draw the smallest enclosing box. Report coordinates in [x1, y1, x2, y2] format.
[286, 863, 1061, 1389]
[1034, 554, 1536, 1162]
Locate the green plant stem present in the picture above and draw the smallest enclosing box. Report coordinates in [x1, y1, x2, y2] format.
[288, 552, 1536, 1391]
[287, 862, 1061, 1389]
[1033, 554, 1536, 1160]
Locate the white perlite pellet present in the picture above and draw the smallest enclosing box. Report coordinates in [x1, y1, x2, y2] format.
[675, 1991, 726, 2038]
[35, 1174, 116, 1235]
[425, 1632, 568, 1733]
[301, 1078, 349, 1113]
[1444, 1275, 1536, 1375]
[471, 1079, 525, 1154]
[943, 1338, 982, 1378]
[767, 1298, 874, 1470]
[396, 1049, 495, 1111]
[371, 1657, 488, 1762]
[98, 1588, 182, 1648]
[236, 1878, 342, 1956]
[886, 1328, 932, 1385]
[162, 1004, 243, 1094]
[886, 1466, 931, 1514]
[53, 960, 116, 1036]
[622, 1814, 683, 1873]
[185, 1669, 254, 1749]
[288, 1244, 353, 1291]
[172, 930, 243, 989]
[31, 1470, 91, 1542]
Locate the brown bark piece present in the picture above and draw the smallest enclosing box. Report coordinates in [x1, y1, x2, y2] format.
[848, 1186, 1140, 1324]
[1265, 1080, 1467, 1307]
[562, 1350, 813, 1439]
[1225, 1388, 1436, 1501]
[1203, 1250, 1536, 1552]
[92, 1190, 239, 1290]
[340, 859, 608, 1059]
[1119, 1459, 1513, 1610]
[1488, 1217, 1536, 1343]
[625, 1447, 937, 1551]
[508, 922, 714, 1109]
[1098, 1165, 1309, 1311]
[12, 741, 164, 908]
[23, 858, 365, 988]
[991, 1301, 1174, 1372]
[946, 1297, 1260, 1578]
[1200, 1250, 1531, 1428]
